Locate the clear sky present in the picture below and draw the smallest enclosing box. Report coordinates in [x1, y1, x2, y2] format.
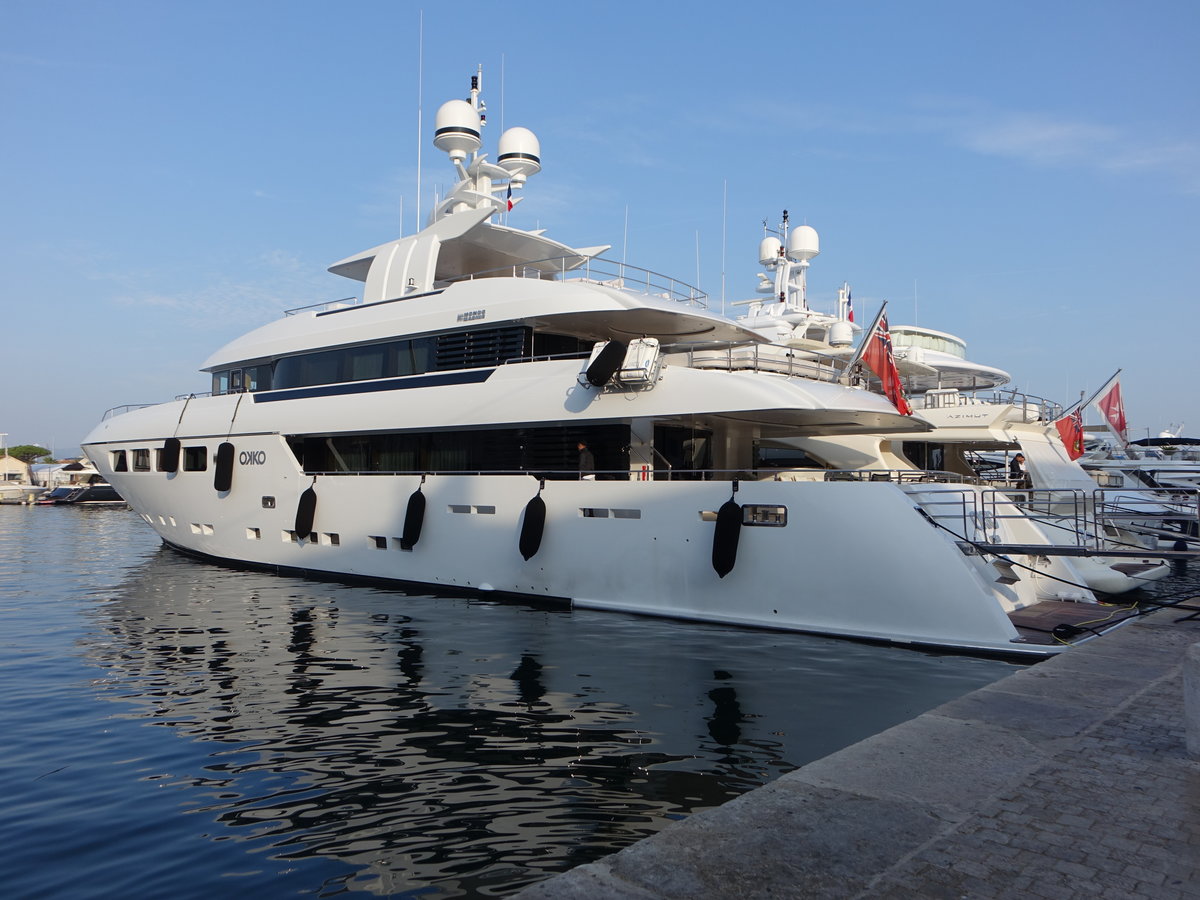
[3, 1, 1197, 455]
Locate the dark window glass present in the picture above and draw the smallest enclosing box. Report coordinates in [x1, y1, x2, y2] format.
[348, 347, 386, 382]
[532, 332, 591, 359]
[183, 446, 207, 472]
[271, 327, 533, 390]
[112, 450, 128, 472]
[286, 424, 629, 477]
[244, 365, 272, 391]
[132, 449, 151, 472]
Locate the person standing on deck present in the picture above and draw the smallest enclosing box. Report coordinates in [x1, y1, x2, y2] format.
[1009, 452, 1029, 487]
[577, 441, 595, 480]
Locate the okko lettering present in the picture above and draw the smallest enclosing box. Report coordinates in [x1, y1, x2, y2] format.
[239, 450, 267, 466]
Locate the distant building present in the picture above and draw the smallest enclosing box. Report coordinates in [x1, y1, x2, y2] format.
[1, 454, 32, 483]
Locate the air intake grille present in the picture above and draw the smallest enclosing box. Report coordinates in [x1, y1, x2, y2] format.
[435, 326, 529, 370]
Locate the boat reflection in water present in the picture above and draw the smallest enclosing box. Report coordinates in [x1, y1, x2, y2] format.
[83, 550, 1016, 896]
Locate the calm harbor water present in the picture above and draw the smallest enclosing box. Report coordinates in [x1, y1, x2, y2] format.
[2, 504, 1023, 898]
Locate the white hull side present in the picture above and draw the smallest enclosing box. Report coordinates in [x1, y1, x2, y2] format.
[84, 428, 1088, 658]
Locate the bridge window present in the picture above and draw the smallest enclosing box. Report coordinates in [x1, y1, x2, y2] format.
[210, 326, 589, 396]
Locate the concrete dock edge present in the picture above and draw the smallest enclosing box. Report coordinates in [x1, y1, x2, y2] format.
[513, 610, 1200, 899]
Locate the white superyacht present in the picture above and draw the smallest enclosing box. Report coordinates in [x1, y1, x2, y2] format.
[83, 73, 1129, 657]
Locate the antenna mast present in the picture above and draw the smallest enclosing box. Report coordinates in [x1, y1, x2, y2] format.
[415, 10, 423, 234]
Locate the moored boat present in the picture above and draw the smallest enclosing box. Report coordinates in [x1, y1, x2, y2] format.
[82, 72, 1139, 658]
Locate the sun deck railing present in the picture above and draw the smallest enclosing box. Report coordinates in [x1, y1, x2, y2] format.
[671, 341, 847, 384]
[284, 296, 362, 316]
[442, 256, 708, 308]
[912, 388, 1065, 422]
[101, 403, 160, 420]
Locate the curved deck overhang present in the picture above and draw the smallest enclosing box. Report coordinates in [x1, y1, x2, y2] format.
[201, 276, 763, 372]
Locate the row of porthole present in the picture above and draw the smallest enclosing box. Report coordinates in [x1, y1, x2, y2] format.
[118, 446, 208, 474]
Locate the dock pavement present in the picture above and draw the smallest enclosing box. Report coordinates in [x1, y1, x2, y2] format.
[514, 607, 1200, 899]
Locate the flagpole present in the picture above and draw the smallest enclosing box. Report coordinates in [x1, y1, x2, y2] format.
[1063, 368, 1122, 417]
[841, 301, 887, 376]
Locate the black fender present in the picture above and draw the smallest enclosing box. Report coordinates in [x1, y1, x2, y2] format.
[584, 340, 628, 387]
[161, 437, 181, 474]
[294, 485, 317, 539]
[711, 498, 742, 578]
[400, 488, 426, 550]
[213, 442, 235, 492]
[519, 494, 547, 560]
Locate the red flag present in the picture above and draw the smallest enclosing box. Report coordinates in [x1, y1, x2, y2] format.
[1094, 378, 1128, 442]
[1054, 409, 1085, 460]
[861, 313, 912, 416]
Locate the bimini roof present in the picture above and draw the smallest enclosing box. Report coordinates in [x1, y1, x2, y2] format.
[327, 207, 613, 300]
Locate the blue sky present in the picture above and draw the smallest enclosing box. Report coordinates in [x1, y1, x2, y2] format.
[3, 1, 1197, 455]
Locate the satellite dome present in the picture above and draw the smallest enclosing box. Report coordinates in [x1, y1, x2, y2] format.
[758, 236, 782, 266]
[787, 224, 819, 262]
[498, 127, 541, 180]
[433, 100, 482, 161]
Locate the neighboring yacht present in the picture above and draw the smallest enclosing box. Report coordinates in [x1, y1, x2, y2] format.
[743, 290, 1188, 593]
[0, 451, 46, 504]
[0, 481, 45, 504]
[1081, 440, 1200, 493]
[82, 72, 1133, 658]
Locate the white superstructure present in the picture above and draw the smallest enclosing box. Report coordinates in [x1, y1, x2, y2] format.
[83, 73, 1136, 658]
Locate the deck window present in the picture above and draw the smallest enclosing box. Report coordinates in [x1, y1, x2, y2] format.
[132, 449, 151, 472]
[112, 450, 127, 472]
[209, 327, 586, 397]
[287, 423, 631, 477]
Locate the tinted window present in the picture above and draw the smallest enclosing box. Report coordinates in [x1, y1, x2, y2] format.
[183, 446, 208, 472]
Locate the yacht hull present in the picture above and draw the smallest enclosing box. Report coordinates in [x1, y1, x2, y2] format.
[83, 426, 1116, 658]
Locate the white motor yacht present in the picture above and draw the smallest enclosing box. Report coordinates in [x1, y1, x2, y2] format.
[82, 73, 1135, 658]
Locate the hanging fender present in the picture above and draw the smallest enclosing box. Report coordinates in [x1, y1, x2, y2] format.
[400, 487, 426, 550]
[583, 340, 628, 387]
[213, 442, 235, 492]
[294, 485, 317, 539]
[711, 497, 742, 578]
[519, 494, 547, 561]
[160, 437, 181, 474]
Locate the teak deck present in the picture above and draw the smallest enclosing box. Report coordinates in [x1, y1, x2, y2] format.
[1009, 599, 1139, 646]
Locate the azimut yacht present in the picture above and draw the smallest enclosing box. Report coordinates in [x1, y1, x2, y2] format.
[83, 73, 1133, 658]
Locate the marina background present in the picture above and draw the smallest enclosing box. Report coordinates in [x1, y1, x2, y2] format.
[2, 504, 1020, 897]
[3, 0, 1198, 455]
